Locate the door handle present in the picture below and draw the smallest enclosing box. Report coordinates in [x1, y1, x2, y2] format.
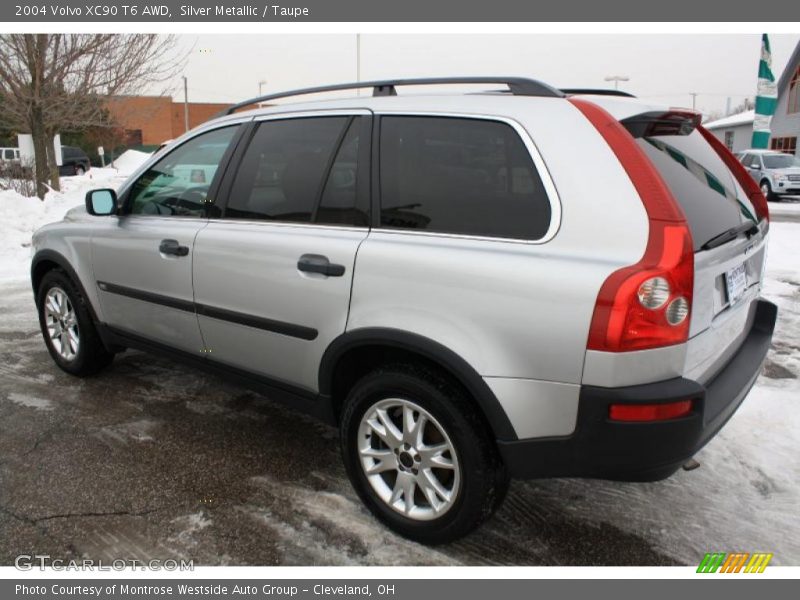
[297, 254, 345, 277]
[159, 239, 189, 257]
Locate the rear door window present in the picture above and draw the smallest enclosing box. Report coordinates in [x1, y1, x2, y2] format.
[379, 116, 552, 240]
[225, 116, 354, 223]
[634, 130, 759, 251]
[316, 118, 369, 226]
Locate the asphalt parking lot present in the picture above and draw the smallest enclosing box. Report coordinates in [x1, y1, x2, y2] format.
[1, 267, 799, 566]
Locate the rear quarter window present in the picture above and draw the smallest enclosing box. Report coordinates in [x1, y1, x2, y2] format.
[379, 116, 552, 240]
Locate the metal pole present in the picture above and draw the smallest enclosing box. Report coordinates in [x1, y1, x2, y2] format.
[356, 34, 361, 96]
[690, 92, 698, 110]
[182, 76, 189, 133]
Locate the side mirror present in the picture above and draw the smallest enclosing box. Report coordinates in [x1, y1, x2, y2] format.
[85, 189, 117, 216]
[750, 163, 760, 169]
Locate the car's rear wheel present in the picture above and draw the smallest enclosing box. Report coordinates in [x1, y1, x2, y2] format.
[761, 180, 779, 202]
[37, 269, 113, 376]
[340, 363, 508, 544]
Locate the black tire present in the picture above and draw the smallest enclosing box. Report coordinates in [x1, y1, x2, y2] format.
[340, 363, 508, 544]
[37, 269, 113, 376]
[761, 180, 779, 202]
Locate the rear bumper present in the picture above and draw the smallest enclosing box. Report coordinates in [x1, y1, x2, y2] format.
[499, 299, 777, 481]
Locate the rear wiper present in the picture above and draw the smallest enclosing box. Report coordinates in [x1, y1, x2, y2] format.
[700, 222, 759, 251]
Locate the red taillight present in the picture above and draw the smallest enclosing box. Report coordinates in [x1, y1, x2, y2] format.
[697, 125, 769, 223]
[609, 400, 693, 422]
[570, 98, 694, 352]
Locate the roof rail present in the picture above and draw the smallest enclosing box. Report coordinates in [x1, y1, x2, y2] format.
[218, 77, 565, 116]
[560, 88, 636, 98]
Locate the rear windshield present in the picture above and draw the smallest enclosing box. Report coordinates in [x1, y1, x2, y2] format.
[635, 131, 758, 251]
[763, 154, 800, 169]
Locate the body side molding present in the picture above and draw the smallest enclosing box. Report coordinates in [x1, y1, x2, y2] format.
[96, 281, 319, 341]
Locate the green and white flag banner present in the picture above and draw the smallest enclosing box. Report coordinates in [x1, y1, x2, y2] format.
[752, 33, 777, 148]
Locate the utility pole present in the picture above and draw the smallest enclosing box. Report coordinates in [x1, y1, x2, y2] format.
[690, 92, 698, 110]
[604, 75, 629, 90]
[258, 80, 267, 107]
[182, 76, 189, 133]
[356, 34, 361, 96]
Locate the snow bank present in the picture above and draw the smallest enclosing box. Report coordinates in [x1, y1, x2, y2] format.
[0, 149, 150, 282]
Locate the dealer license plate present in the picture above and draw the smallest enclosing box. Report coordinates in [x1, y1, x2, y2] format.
[725, 263, 747, 306]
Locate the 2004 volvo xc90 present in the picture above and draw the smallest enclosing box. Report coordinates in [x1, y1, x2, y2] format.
[31, 78, 777, 543]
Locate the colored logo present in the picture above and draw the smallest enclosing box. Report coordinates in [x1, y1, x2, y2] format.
[697, 552, 773, 573]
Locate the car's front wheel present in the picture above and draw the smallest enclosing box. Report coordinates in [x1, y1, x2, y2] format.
[340, 363, 508, 544]
[37, 269, 113, 376]
[761, 180, 779, 202]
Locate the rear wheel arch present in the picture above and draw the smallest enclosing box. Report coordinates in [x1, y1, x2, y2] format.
[319, 328, 517, 442]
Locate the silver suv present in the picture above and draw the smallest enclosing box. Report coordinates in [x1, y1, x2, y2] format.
[31, 78, 777, 543]
[740, 149, 800, 201]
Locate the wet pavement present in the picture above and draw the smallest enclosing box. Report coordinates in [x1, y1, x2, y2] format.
[1, 277, 798, 567]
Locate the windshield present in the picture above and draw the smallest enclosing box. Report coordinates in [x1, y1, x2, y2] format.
[763, 154, 800, 169]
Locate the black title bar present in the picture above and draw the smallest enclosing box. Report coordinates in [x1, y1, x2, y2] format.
[4, 0, 800, 22]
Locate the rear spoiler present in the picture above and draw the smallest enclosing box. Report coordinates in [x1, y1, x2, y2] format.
[621, 111, 702, 138]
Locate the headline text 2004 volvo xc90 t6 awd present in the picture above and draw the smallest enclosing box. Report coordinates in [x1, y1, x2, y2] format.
[31, 78, 777, 543]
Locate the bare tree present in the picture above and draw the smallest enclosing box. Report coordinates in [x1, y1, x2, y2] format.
[0, 34, 184, 198]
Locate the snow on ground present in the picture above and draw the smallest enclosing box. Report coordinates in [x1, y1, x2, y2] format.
[770, 197, 800, 218]
[0, 150, 149, 283]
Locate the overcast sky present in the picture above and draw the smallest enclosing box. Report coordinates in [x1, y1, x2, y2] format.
[168, 34, 800, 116]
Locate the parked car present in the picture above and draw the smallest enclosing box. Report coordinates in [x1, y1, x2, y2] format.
[0, 148, 22, 178]
[59, 145, 91, 176]
[739, 149, 800, 201]
[30, 78, 777, 543]
[0, 147, 21, 164]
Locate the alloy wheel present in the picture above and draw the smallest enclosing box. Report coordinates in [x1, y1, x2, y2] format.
[44, 287, 80, 361]
[357, 398, 461, 521]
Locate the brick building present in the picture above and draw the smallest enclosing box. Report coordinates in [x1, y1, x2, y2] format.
[105, 96, 232, 147]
